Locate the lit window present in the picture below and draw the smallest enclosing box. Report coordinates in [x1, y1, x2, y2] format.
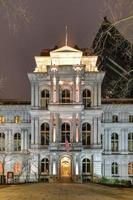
[112, 162, 118, 175]
[40, 90, 50, 109]
[0, 133, 5, 151]
[128, 162, 133, 175]
[14, 116, 20, 124]
[82, 123, 91, 146]
[111, 133, 119, 152]
[0, 116, 5, 124]
[0, 162, 3, 174]
[128, 133, 133, 152]
[112, 115, 118, 123]
[61, 123, 70, 143]
[14, 133, 21, 151]
[83, 89, 91, 108]
[82, 158, 91, 174]
[129, 115, 133, 123]
[41, 123, 49, 145]
[61, 89, 70, 103]
[14, 162, 21, 175]
[41, 158, 49, 175]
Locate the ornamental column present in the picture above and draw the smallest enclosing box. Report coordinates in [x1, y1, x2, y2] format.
[93, 84, 97, 107]
[21, 129, 25, 151]
[50, 65, 58, 103]
[35, 117, 39, 146]
[31, 83, 35, 107]
[72, 114, 76, 143]
[73, 65, 82, 103]
[8, 129, 12, 152]
[24, 129, 28, 150]
[93, 117, 97, 145]
[98, 82, 101, 106]
[35, 84, 39, 107]
[31, 117, 35, 145]
[97, 117, 101, 145]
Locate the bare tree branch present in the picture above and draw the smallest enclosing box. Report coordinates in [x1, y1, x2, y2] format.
[0, 0, 32, 32]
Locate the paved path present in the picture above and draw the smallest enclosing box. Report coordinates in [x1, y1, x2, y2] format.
[0, 183, 133, 200]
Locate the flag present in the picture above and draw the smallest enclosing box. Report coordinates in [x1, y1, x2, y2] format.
[65, 137, 70, 152]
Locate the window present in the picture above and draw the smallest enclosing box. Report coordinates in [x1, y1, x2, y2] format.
[0, 116, 5, 124]
[111, 133, 119, 152]
[41, 123, 49, 145]
[14, 162, 21, 175]
[112, 115, 118, 123]
[40, 90, 49, 108]
[128, 162, 133, 175]
[82, 123, 91, 146]
[61, 89, 70, 103]
[14, 133, 21, 151]
[112, 162, 118, 175]
[61, 123, 70, 143]
[129, 115, 133, 123]
[41, 158, 49, 175]
[82, 158, 91, 174]
[128, 133, 133, 152]
[14, 116, 20, 124]
[0, 162, 3, 174]
[29, 134, 31, 148]
[0, 133, 5, 151]
[83, 89, 91, 108]
[101, 134, 103, 148]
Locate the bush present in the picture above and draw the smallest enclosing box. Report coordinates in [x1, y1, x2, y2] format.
[99, 177, 110, 184]
[99, 177, 131, 187]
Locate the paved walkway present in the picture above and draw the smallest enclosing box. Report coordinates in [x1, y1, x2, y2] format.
[0, 183, 133, 200]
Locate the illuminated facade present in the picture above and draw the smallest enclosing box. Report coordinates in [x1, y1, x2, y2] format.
[0, 44, 133, 183]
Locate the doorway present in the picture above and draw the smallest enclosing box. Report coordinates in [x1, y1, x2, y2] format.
[60, 157, 71, 178]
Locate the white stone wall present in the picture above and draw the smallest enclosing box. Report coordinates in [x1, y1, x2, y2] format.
[0, 68, 133, 183]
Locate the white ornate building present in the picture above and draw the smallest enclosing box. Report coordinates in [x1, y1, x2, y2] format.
[0, 43, 133, 183]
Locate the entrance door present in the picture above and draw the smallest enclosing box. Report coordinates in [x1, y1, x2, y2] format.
[60, 157, 71, 177]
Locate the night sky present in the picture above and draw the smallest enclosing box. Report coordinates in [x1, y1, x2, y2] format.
[0, 0, 131, 100]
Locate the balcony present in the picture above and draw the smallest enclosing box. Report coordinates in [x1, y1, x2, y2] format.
[49, 142, 82, 151]
[48, 103, 83, 112]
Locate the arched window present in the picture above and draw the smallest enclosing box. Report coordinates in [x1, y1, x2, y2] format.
[112, 162, 118, 175]
[41, 158, 49, 175]
[82, 158, 91, 174]
[111, 133, 119, 152]
[82, 89, 91, 108]
[128, 162, 133, 175]
[14, 162, 21, 175]
[61, 89, 70, 103]
[0, 133, 5, 151]
[14, 116, 21, 124]
[61, 123, 70, 143]
[82, 123, 91, 146]
[41, 123, 49, 145]
[128, 133, 133, 152]
[0, 162, 3, 174]
[41, 89, 50, 108]
[14, 133, 21, 151]
[112, 115, 118, 123]
[0, 116, 5, 124]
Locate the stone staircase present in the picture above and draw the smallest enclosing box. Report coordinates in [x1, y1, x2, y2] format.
[59, 177, 72, 183]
